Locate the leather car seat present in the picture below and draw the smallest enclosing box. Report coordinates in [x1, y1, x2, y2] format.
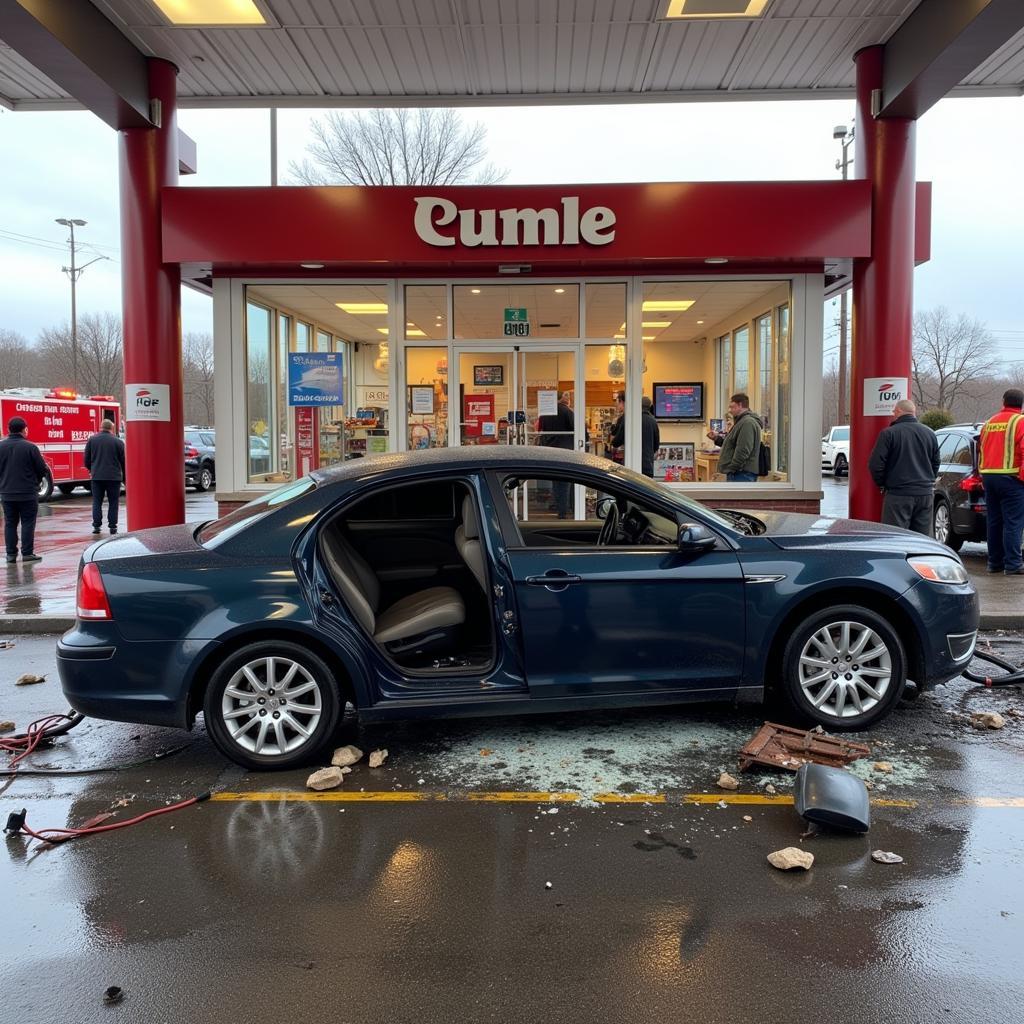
[320, 530, 465, 645]
[455, 494, 487, 592]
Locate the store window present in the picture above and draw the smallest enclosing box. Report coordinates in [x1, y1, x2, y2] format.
[454, 284, 579, 339]
[733, 326, 750, 394]
[406, 347, 448, 449]
[757, 310, 773, 449]
[585, 282, 626, 338]
[245, 300, 274, 482]
[405, 285, 448, 341]
[775, 302, 791, 474]
[316, 329, 331, 353]
[296, 321, 311, 353]
[277, 313, 292, 480]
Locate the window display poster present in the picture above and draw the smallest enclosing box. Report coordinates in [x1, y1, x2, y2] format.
[463, 393, 495, 438]
[537, 390, 558, 417]
[654, 443, 695, 482]
[411, 386, 434, 414]
[473, 364, 504, 385]
[289, 352, 343, 406]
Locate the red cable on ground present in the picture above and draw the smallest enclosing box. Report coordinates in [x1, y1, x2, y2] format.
[1, 714, 75, 771]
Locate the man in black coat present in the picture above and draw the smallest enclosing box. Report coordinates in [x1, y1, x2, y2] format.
[83, 419, 126, 535]
[867, 399, 940, 535]
[537, 392, 576, 518]
[0, 416, 48, 562]
[640, 395, 661, 478]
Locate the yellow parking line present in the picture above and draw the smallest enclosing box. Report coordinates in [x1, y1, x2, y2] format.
[593, 793, 666, 804]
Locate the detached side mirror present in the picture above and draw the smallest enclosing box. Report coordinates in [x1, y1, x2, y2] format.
[595, 496, 615, 521]
[677, 523, 717, 555]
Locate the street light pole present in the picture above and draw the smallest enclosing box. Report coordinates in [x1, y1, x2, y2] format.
[55, 217, 107, 394]
[833, 125, 855, 425]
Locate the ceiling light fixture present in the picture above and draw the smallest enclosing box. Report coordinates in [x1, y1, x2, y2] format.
[300, 262, 324, 270]
[336, 303, 388, 314]
[704, 257, 729, 265]
[697, 320, 705, 325]
[471, 288, 482, 294]
[642, 300, 694, 312]
[554, 287, 566, 294]
[642, 321, 672, 328]
[663, 0, 768, 20]
[151, 0, 267, 26]
[407, 329, 426, 337]
[376, 327, 389, 335]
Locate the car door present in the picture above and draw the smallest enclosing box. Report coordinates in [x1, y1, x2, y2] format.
[490, 470, 746, 698]
[935, 431, 972, 530]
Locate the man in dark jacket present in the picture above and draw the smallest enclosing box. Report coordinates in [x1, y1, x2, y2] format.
[717, 393, 763, 482]
[537, 392, 576, 518]
[83, 419, 126, 535]
[867, 399, 940, 534]
[0, 416, 48, 562]
[640, 396, 661, 478]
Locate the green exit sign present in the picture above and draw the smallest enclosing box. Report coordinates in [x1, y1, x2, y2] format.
[503, 307, 530, 336]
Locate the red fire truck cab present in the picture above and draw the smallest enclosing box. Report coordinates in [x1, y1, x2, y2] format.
[0, 388, 121, 501]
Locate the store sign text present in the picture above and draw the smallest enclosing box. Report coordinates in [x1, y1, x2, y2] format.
[863, 377, 909, 416]
[413, 196, 616, 248]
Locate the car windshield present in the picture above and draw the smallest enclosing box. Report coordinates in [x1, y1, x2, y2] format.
[607, 464, 740, 534]
[832, 427, 850, 441]
[197, 477, 316, 547]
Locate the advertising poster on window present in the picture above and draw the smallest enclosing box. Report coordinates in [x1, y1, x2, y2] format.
[653, 443, 695, 482]
[463, 393, 496, 439]
[288, 352, 344, 406]
[410, 386, 434, 414]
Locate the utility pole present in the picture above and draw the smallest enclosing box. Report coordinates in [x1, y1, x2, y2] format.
[55, 217, 107, 393]
[833, 124, 855, 425]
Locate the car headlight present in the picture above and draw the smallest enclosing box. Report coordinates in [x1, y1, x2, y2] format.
[907, 555, 969, 584]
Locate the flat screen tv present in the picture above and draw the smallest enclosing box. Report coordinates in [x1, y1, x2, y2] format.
[653, 382, 704, 422]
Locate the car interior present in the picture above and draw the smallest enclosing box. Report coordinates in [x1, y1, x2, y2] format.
[318, 479, 495, 672]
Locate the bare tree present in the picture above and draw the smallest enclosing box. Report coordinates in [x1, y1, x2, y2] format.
[183, 332, 216, 426]
[290, 108, 507, 186]
[0, 329, 44, 388]
[912, 307, 997, 414]
[36, 313, 123, 397]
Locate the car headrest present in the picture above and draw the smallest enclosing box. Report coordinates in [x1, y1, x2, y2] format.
[461, 494, 480, 541]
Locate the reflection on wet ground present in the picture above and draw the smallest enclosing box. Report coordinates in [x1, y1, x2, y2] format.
[1, 634, 1023, 1023]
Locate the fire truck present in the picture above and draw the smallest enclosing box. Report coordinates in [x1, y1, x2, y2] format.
[0, 388, 121, 501]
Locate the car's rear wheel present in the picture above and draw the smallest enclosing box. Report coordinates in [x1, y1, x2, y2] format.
[833, 453, 848, 477]
[780, 606, 906, 730]
[932, 500, 964, 551]
[195, 465, 214, 492]
[203, 641, 342, 770]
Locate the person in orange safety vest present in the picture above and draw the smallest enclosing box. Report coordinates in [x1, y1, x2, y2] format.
[979, 388, 1024, 575]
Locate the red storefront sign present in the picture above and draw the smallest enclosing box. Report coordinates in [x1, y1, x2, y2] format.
[462, 394, 496, 440]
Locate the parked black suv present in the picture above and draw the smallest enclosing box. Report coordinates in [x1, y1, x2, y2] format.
[184, 428, 216, 492]
[932, 424, 986, 550]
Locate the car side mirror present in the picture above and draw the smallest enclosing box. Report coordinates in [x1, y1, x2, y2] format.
[677, 523, 717, 555]
[595, 496, 615, 520]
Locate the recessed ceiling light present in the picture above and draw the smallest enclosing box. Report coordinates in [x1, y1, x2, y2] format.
[697, 320, 705, 324]
[704, 257, 729, 265]
[642, 335, 655, 341]
[554, 287, 566, 294]
[663, 0, 768, 20]
[336, 303, 388, 313]
[407, 329, 426, 337]
[642, 321, 672, 328]
[613, 333, 625, 340]
[300, 262, 324, 270]
[376, 327, 389, 335]
[471, 288, 481, 294]
[151, 0, 267, 26]
[642, 300, 694, 311]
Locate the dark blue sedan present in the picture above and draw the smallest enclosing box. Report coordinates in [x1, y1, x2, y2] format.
[58, 448, 980, 770]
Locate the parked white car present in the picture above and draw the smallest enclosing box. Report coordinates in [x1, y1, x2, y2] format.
[821, 425, 850, 476]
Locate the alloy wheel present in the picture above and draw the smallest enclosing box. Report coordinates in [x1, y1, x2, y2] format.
[220, 656, 323, 756]
[934, 503, 950, 544]
[797, 620, 892, 720]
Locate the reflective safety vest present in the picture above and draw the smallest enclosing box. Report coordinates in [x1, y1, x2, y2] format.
[979, 409, 1024, 477]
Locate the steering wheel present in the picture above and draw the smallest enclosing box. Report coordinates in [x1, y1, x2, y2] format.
[597, 502, 620, 546]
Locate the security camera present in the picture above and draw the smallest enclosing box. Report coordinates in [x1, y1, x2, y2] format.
[833, 124, 848, 140]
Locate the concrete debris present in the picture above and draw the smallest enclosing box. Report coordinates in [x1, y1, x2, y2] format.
[716, 800, 728, 809]
[306, 767, 345, 791]
[330, 745, 363, 768]
[765, 784, 777, 795]
[871, 849, 904, 864]
[1004, 707, 1022, 719]
[767, 847, 814, 871]
[872, 761, 893, 773]
[970, 712, 1006, 731]
[14, 673, 45, 686]
[544, 881, 553, 889]
[340, 766, 353, 775]
[0, 720, 15, 734]
[716, 772, 739, 790]
[368, 748, 388, 768]
[479, 748, 493, 756]
[742, 815, 753, 822]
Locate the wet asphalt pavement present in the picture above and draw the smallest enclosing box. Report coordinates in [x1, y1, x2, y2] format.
[2, 634, 1024, 1024]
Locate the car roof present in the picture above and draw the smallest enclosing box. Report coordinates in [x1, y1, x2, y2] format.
[310, 445, 616, 486]
[936, 424, 983, 433]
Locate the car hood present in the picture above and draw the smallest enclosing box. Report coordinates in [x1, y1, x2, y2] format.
[85, 523, 203, 564]
[750, 510, 952, 555]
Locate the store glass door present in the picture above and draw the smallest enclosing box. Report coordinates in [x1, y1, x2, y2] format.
[453, 344, 583, 519]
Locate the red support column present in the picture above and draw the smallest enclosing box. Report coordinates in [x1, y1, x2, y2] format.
[849, 45, 917, 523]
[119, 58, 184, 530]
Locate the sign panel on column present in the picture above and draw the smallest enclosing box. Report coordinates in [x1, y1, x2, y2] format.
[863, 377, 909, 416]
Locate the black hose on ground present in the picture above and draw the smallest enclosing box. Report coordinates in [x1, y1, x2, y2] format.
[962, 648, 1024, 688]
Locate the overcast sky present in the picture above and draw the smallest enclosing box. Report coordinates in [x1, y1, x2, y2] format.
[1, 96, 1022, 363]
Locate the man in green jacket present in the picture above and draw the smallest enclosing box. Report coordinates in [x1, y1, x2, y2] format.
[717, 393, 762, 482]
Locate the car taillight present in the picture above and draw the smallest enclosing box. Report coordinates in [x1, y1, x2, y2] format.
[185, 446, 199, 458]
[77, 563, 112, 620]
[960, 474, 983, 492]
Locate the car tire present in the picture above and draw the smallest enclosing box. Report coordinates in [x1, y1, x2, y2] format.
[203, 641, 342, 770]
[57, 483, 76, 496]
[834, 454, 848, 477]
[37, 472, 54, 502]
[195, 465, 214, 492]
[932, 500, 964, 551]
[779, 605, 906, 730]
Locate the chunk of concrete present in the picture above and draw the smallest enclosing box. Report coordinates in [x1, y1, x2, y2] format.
[368, 748, 388, 768]
[14, 673, 45, 686]
[0, 720, 15, 734]
[970, 712, 1006, 730]
[871, 849, 904, 864]
[872, 761, 893, 773]
[767, 847, 814, 871]
[306, 767, 345, 791]
[331, 745, 363, 768]
[716, 772, 739, 790]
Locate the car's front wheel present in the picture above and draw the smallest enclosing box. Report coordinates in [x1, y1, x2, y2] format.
[780, 606, 906, 730]
[203, 641, 342, 770]
[932, 500, 964, 551]
[833, 453, 848, 477]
